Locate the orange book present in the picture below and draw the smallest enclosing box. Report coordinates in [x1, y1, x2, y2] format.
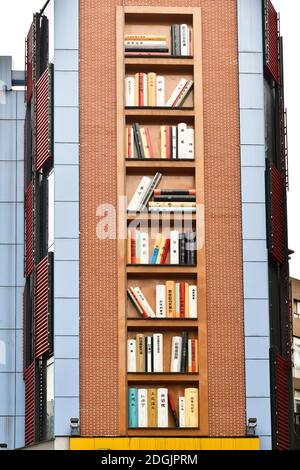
[166, 281, 175, 317]
[148, 389, 158, 427]
[156, 236, 166, 264]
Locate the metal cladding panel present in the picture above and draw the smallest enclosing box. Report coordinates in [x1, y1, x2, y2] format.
[35, 67, 52, 171]
[26, 24, 34, 103]
[270, 165, 285, 265]
[25, 362, 35, 446]
[23, 288, 26, 377]
[265, 0, 279, 83]
[274, 353, 289, 450]
[35, 256, 49, 358]
[25, 182, 34, 277]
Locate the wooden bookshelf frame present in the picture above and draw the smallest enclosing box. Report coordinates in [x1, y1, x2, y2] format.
[116, 6, 208, 437]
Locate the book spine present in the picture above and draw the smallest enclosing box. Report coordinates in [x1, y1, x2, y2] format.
[153, 333, 163, 372]
[125, 77, 135, 106]
[125, 40, 167, 47]
[148, 389, 158, 428]
[156, 76, 165, 106]
[169, 126, 173, 159]
[139, 172, 162, 210]
[189, 285, 197, 319]
[171, 25, 175, 56]
[150, 233, 162, 264]
[160, 125, 167, 159]
[138, 73, 144, 106]
[188, 339, 192, 373]
[144, 128, 154, 158]
[170, 230, 179, 265]
[179, 233, 186, 265]
[156, 284, 166, 318]
[189, 28, 193, 56]
[186, 128, 194, 159]
[127, 175, 152, 212]
[132, 123, 142, 159]
[149, 207, 196, 214]
[172, 125, 177, 159]
[133, 287, 156, 318]
[170, 336, 182, 373]
[128, 388, 138, 428]
[174, 24, 180, 56]
[127, 339, 137, 372]
[130, 229, 137, 264]
[157, 388, 169, 428]
[154, 195, 196, 202]
[191, 339, 197, 373]
[140, 127, 150, 158]
[179, 282, 185, 318]
[154, 189, 196, 196]
[175, 282, 180, 317]
[172, 80, 190, 107]
[156, 236, 166, 265]
[125, 46, 169, 52]
[194, 339, 198, 373]
[127, 228, 131, 264]
[143, 73, 148, 106]
[146, 336, 153, 373]
[140, 232, 149, 264]
[185, 388, 198, 428]
[129, 127, 135, 158]
[168, 392, 179, 427]
[136, 230, 140, 264]
[134, 73, 139, 106]
[159, 238, 170, 265]
[185, 231, 197, 265]
[177, 123, 187, 159]
[174, 80, 194, 107]
[125, 35, 167, 41]
[185, 282, 189, 318]
[136, 333, 145, 372]
[165, 78, 187, 107]
[180, 24, 189, 56]
[127, 288, 148, 318]
[179, 396, 185, 428]
[138, 389, 148, 428]
[166, 281, 175, 318]
[180, 331, 188, 373]
[148, 72, 157, 106]
[149, 202, 196, 208]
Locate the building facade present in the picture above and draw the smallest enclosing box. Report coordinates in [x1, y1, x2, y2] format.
[290, 278, 300, 441]
[0, 0, 295, 450]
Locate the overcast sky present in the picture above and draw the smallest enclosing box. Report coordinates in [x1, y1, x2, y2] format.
[0, 0, 299, 278]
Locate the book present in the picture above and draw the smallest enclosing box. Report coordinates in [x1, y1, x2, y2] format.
[149, 202, 196, 208]
[159, 238, 170, 264]
[172, 125, 177, 159]
[148, 72, 157, 106]
[160, 125, 167, 159]
[157, 388, 169, 428]
[125, 40, 167, 47]
[127, 288, 147, 318]
[125, 52, 171, 57]
[179, 396, 185, 428]
[127, 339, 136, 372]
[126, 127, 134, 159]
[185, 282, 189, 318]
[136, 230, 141, 264]
[139, 73, 147, 107]
[130, 228, 137, 264]
[188, 339, 198, 373]
[173, 24, 180, 56]
[134, 73, 139, 106]
[154, 189, 196, 196]
[180, 24, 189, 56]
[189, 28, 193, 56]
[149, 207, 196, 214]
[156, 284, 166, 318]
[127, 228, 131, 264]
[166, 281, 175, 317]
[154, 195, 196, 202]
[165, 79, 188, 107]
[175, 283, 180, 317]
[170, 231, 179, 265]
[136, 333, 146, 372]
[156, 76, 165, 106]
[125, 35, 167, 41]
[127, 176, 152, 212]
[133, 123, 144, 159]
[168, 391, 179, 427]
[186, 128, 194, 159]
[145, 128, 154, 158]
[128, 388, 138, 428]
[185, 388, 198, 428]
[125, 46, 169, 53]
[148, 389, 158, 427]
[139, 172, 162, 211]
[156, 235, 166, 264]
[166, 126, 171, 159]
[170, 336, 182, 373]
[179, 282, 185, 318]
[189, 285, 197, 319]
[138, 389, 148, 427]
[150, 233, 162, 264]
[133, 287, 156, 318]
[185, 232, 197, 265]
[177, 123, 187, 159]
[146, 336, 153, 373]
[180, 331, 188, 373]
[174, 80, 193, 107]
[153, 333, 163, 372]
[125, 77, 135, 106]
[140, 232, 149, 264]
[140, 127, 151, 158]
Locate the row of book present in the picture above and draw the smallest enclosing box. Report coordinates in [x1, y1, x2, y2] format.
[150, 188, 196, 213]
[127, 332, 198, 373]
[128, 388, 198, 428]
[124, 26, 193, 56]
[125, 75, 193, 108]
[127, 230, 197, 265]
[127, 281, 197, 319]
[125, 123, 194, 160]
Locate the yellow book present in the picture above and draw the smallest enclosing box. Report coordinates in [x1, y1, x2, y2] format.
[148, 389, 158, 427]
[140, 127, 150, 159]
[156, 236, 166, 264]
[185, 388, 198, 428]
[136, 334, 145, 372]
[134, 73, 139, 106]
[185, 282, 189, 318]
[125, 35, 167, 41]
[148, 72, 157, 106]
[127, 229, 131, 264]
[166, 281, 175, 318]
[160, 126, 167, 159]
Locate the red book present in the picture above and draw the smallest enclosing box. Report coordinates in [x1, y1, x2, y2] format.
[166, 126, 171, 159]
[145, 128, 154, 158]
[131, 229, 137, 264]
[172, 80, 191, 107]
[189, 28, 193, 56]
[191, 339, 196, 373]
[179, 282, 185, 318]
[168, 392, 179, 427]
[129, 287, 148, 318]
[139, 73, 144, 106]
[160, 238, 170, 264]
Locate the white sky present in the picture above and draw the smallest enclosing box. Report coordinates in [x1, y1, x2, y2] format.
[0, 0, 299, 278]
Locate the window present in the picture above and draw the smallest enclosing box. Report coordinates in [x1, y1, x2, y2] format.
[295, 390, 300, 414]
[294, 300, 300, 319]
[293, 338, 300, 379]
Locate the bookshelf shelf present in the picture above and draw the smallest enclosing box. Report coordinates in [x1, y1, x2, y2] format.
[117, 5, 207, 437]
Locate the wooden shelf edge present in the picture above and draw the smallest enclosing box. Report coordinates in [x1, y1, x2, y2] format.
[127, 373, 199, 382]
[127, 319, 198, 327]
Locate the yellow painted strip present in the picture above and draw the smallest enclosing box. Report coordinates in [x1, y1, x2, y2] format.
[70, 437, 260, 451]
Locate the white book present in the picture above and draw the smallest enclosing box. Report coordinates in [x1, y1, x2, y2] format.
[157, 388, 169, 428]
[156, 284, 166, 318]
[138, 389, 148, 428]
[186, 128, 194, 159]
[127, 176, 152, 212]
[177, 123, 187, 159]
[175, 80, 193, 107]
[125, 77, 135, 106]
[140, 232, 149, 264]
[133, 287, 156, 318]
[170, 230, 179, 264]
[146, 336, 152, 373]
[189, 285, 197, 318]
[172, 125, 177, 158]
[125, 40, 167, 47]
[180, 24, 189, 56]
[165, 79, 187, 107]
[156, 76, 165, 106]
[149, 207, 196, 214]
[127, 339, 136, 372]
[142, 73, 148, 107]
[153, 333, 163, 372]
[170, 336, 182, 372]
[179, 396, 185, 428]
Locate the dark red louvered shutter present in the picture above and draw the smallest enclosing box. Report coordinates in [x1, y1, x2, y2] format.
[25, 363, 36, 446]
[264, 0, 279, 84]
[25, 182, 34, 277]
[274, 353, 289, 450]
[269, 165, 285, 265]
[35, 256, 50, 358]
[26, 25, 33, 103]
[35, 66, 52, 172]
